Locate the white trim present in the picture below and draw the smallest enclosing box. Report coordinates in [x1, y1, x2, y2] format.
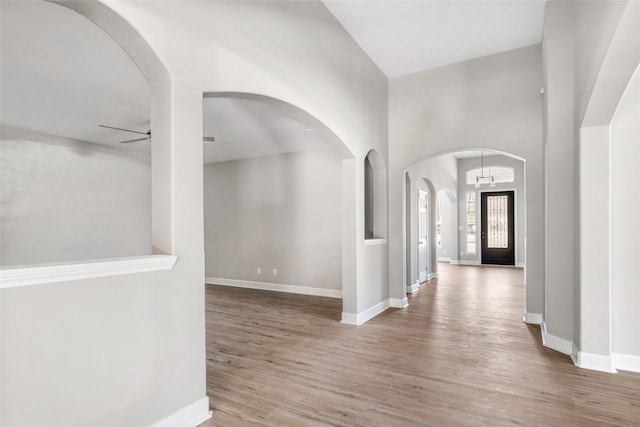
[430, 272, 439, 279]
[364, 238, 387, 246]
[407, 281, 420, 294]
[571, 343, 579, 365]
[0, 255, 178, 289]
[341, 299, 390, 325]
[390, 297, 408, 308]
[522, 312, 543, 325]
[150, 396, 211, 427]
[455, 260, 481, 266]
[540, 322, 573, 355]
[613, 353, 640, 373]
[576, 351, 617, 373]
[206, 277, 341, 299]
[516, 262, 525, 268]
[341, 312, 358, 325]
[437, 257, 451, 262]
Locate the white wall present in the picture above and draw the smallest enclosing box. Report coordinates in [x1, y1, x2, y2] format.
[389, 45, 543, 318]
[1, 2, 389, 426]
[1, 126, 151, 265]
[204, 147, 341, 291]
[542, 0, 578, 353]
[547, 0, 638, 366]
[611, 65, 640, 359]
[456, 155, 525, 266]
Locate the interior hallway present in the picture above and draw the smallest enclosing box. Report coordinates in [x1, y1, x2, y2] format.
[204, 263, 640, 426]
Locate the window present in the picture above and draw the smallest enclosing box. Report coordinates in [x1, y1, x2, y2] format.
[466, 191, 476, 254]
[465, 166, 514, 186]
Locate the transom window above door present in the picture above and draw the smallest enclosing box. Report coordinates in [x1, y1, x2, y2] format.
[465, 166, 514, 186]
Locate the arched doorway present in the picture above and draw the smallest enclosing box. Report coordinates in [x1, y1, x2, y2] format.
[201, 92, 357, 320]
[401, 148, 532, 314]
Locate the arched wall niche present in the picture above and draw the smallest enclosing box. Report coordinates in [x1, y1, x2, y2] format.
[364, 149, 387, 241]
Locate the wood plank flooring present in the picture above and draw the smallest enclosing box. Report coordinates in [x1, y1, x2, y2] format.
[202, 263, 640, 426]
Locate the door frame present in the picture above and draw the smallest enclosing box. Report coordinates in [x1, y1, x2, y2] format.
[479, 189, 517, 266]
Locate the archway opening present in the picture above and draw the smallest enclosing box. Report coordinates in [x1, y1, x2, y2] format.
[201, 92, 356, 320]
[402, 148, 528, 310]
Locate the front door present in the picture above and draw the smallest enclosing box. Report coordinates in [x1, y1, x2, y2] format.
[481, 191, 515, 265]
[418, 190, 428, 282]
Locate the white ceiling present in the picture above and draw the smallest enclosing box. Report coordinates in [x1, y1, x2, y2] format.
[322, 0, 546, 78]
[203, 97, 326, 164]
[0, 0, 151, 152]
[1, 1, 323, 162]
[2, 1, 546, 163]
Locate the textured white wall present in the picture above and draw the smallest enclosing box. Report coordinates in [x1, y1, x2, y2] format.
[1, 126, 151, 265]
[204, 147, 342, 290]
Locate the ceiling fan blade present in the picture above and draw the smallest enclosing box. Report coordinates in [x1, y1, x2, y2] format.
[119, 137, 150, 144]
[203, 136, 215, 142]
[99, 124, 149, 136]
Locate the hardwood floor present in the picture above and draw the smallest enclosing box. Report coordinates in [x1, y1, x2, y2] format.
[202, 263, 640, 426]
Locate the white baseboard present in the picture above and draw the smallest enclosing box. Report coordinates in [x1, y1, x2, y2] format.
[341, 299, 390, 325]
[430, 272, 439, 279]
[455, 260, 481, 266]
[206, 277, 341, 299]
[613, 352, 640, 373]
[407, 281, 420, 293]
[150, 396, 211, 427]
[341, 312, 358, 325]
[540, 322, 573, 355]
[390, 297, 408, 308]
[576, 351, 617, 373]
[437, 257, 451, 262]
[522, 312, 543, 325]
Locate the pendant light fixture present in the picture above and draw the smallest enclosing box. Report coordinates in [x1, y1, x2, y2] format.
[475, 150, 496, 188]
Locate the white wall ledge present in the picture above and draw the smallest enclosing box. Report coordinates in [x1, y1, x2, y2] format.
[0, 255, 178, 289]
[364, 238, 387, 246]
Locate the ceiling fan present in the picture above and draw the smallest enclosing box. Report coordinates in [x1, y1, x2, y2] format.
[98, 124, 215, 143]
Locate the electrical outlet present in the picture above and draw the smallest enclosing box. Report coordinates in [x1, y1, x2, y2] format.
[273, 268, 278, 276]
[257, 267, 261, 274]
